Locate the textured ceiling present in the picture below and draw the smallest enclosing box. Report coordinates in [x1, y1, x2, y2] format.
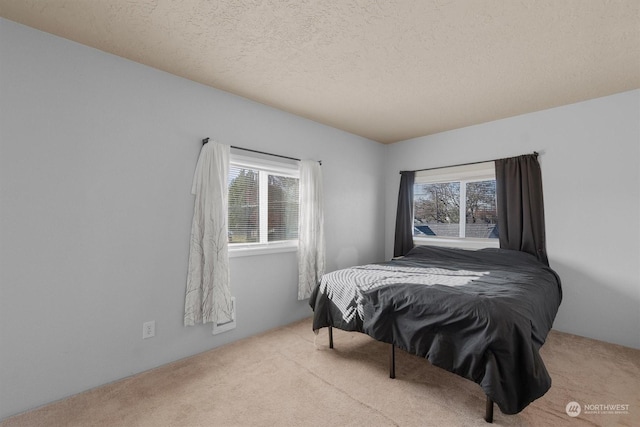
[1, 0, 638, 143]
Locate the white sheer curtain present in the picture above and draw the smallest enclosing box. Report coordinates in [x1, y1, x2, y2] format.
[184, 141, 233, 330]
[297, 160, 325, 300]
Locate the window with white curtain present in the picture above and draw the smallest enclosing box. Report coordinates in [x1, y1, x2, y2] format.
[413, 161, 499, 249]
[227, 153, 299, 256]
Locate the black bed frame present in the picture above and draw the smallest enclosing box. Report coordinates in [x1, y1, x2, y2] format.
[327, 326, 494, 423]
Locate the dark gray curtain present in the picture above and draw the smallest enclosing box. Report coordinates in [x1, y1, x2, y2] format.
[495, 154, 549, 265]
[394, 171, 415, 257]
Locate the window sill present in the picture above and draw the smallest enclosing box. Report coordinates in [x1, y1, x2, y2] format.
[413, 237, 499, 250]
[229, 242, 298, 258]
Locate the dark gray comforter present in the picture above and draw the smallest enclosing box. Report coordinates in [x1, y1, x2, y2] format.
[309, 246, 562, 415]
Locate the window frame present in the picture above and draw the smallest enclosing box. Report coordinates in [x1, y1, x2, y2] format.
[228, 153, 300, 258]
[413, 162, 499, 250]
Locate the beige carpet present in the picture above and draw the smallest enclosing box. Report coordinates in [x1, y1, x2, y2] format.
[2, 318, 638, 427]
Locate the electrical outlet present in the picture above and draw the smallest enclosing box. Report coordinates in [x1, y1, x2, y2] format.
[143, 321, 155, 339]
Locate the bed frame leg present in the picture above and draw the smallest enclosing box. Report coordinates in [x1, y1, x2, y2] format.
[485, 396, 494, 423]
[389, 343, 396, 379]
[328, 326, 333, 349]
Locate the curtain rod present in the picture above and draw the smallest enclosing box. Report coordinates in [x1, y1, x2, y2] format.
[399, 151, 539, 174]
[202, 138, 321, 165]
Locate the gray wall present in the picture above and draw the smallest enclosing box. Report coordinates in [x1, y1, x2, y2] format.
[0, 19, 386, 420]
[384, 89, 640, 350]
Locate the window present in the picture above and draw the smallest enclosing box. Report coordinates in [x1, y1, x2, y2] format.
[413, 162, 498, 248]
[227, 153, 299, 255]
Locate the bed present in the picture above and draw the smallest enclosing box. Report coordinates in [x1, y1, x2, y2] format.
[309, 245, 562, 422]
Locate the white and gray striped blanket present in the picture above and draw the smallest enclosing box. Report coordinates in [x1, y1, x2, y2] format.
[319, 264, 488, 323]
